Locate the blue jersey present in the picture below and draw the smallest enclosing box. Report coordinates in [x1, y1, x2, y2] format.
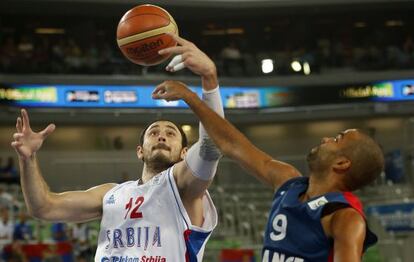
[262, 177, 377, 262]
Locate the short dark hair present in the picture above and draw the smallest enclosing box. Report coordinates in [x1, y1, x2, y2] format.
[341, 131, 384, 191]
[139, 120, 188, 148]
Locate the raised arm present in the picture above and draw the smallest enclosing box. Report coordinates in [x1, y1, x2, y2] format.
[157, 34, 223, 199]
[153, 82, 301, 191]
[11, 109, 115, 222]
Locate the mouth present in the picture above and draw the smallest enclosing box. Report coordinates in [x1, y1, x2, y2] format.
[152, 144, 171, 151]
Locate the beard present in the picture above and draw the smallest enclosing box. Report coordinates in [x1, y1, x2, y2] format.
[306, 145, 328, 172]
[146, 152, 175, 170]
[307, 146, 319, 163]
[143, 146, 182, 174]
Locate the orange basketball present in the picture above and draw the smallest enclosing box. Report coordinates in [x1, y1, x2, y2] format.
[116, 4, 178, 66]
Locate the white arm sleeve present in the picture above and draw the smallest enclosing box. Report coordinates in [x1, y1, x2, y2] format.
[184, 86, 224, 181]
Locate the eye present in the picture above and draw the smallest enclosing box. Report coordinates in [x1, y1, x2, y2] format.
[335, 134, 342, 142]
[167, 131, 176, 137]
[149, 130, 158, 136]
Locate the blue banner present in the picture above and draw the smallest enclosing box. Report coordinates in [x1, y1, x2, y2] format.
[366, 203, 414, 232]
[1, 79, 414, 109]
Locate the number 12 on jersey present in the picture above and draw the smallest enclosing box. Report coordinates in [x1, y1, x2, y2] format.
[124, 196, 145, 219]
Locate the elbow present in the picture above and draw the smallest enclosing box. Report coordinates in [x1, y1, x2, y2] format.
[26, 200, 54, 221]
[27, 206, 49, 220]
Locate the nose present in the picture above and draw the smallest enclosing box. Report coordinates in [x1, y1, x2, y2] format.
[158, 135, 166, 142]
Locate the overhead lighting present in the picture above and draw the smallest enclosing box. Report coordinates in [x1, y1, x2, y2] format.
[227, 28, 244, 35]
[181, 125, 192, 132]
[354, 22, 367, 28]
[303, 62, 311, 75]
[291, 61, 302, 72]
[202, 29, 226, 36]
[202, 28, 244, 36]
[35, 28, 65, 34]
[261, 59, 274, 74]
[385, 20, 404, 27]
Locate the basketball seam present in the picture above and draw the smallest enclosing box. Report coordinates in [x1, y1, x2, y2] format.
[119, 13, 170, 28]
[117, 22, 176, 46]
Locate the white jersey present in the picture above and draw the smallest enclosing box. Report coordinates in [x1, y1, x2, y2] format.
[95, 167, 217, 262]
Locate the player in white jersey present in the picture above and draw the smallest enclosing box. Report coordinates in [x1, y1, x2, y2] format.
[11, 34, 223, 262]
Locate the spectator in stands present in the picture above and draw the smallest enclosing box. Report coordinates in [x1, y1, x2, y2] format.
[0, 207, 14, 260]
[13, 212, 33, 242]
[70, 223, 92, 262]
[0, 37, 18, 73]
[51, 222, 73, 262]
[0, 187, 14, 208]
[220, 41, 246, 76]
[2, 157, 19, 178]
[51, 223, 68, 242]
[0, 157, 19, 184]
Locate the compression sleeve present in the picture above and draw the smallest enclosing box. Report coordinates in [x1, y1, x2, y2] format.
[184, 86, 224, 181]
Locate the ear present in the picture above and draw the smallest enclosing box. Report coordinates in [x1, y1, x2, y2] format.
[180, 147, 188, 160]
[332, 156, 351, 174]
[136, 145, 144, 160]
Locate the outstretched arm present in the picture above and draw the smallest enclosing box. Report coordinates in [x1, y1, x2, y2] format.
[158, 34, 223, 198]
[155, 35, 224, 227]
[11, 109, 115, 222]
[153, 82, 301, 191]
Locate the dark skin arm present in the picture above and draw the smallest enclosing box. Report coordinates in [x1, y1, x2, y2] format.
[152, 81, 301, 191]
[327, 208, 366, 262]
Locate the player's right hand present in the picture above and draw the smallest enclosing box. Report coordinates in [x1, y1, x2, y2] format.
[152, 81, 193, 102]
[11, 109, 55, 160]
[158, 33, 216, 78]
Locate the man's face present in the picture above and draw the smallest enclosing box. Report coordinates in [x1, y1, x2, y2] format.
[137, 121, 185, 167]
[307, 129, 360, 172]
[0, 208, 8, 220]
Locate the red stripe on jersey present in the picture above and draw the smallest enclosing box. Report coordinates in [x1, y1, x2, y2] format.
[328, 248, 334, 262]
[344, 192, 369, 258]
[184, 229, 191, 240]
[343, 192, 366, 218]
[184, 229, 191, 262]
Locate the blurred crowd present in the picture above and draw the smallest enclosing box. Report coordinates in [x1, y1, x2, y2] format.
[0, 184, 96, 262]
[1, 13, 414, 77]
[0, 158, 18, 183]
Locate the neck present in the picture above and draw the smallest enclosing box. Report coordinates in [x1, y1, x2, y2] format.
[301, 172, 342, 201]
[141, 163, 168, 183]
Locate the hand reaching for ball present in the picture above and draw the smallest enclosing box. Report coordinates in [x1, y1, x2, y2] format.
[159, 33, 217, 78]
[11, 109, 55, 160]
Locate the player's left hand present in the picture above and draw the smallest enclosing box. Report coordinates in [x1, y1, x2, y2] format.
[152, 81, 193, 102]
[158, 33, 216, 77]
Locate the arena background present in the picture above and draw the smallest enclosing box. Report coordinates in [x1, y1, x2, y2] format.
[0, 0, 414, 261]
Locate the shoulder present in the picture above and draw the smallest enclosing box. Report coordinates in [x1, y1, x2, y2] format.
[275, 176, 307, 195]
[86, 183, 118, 198]
[266, 160, 302, 191]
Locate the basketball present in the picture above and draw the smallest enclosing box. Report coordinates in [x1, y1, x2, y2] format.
[116, 4, 178, 66]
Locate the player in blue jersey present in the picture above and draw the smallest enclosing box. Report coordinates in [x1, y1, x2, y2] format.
[151, 80, 384, 262]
